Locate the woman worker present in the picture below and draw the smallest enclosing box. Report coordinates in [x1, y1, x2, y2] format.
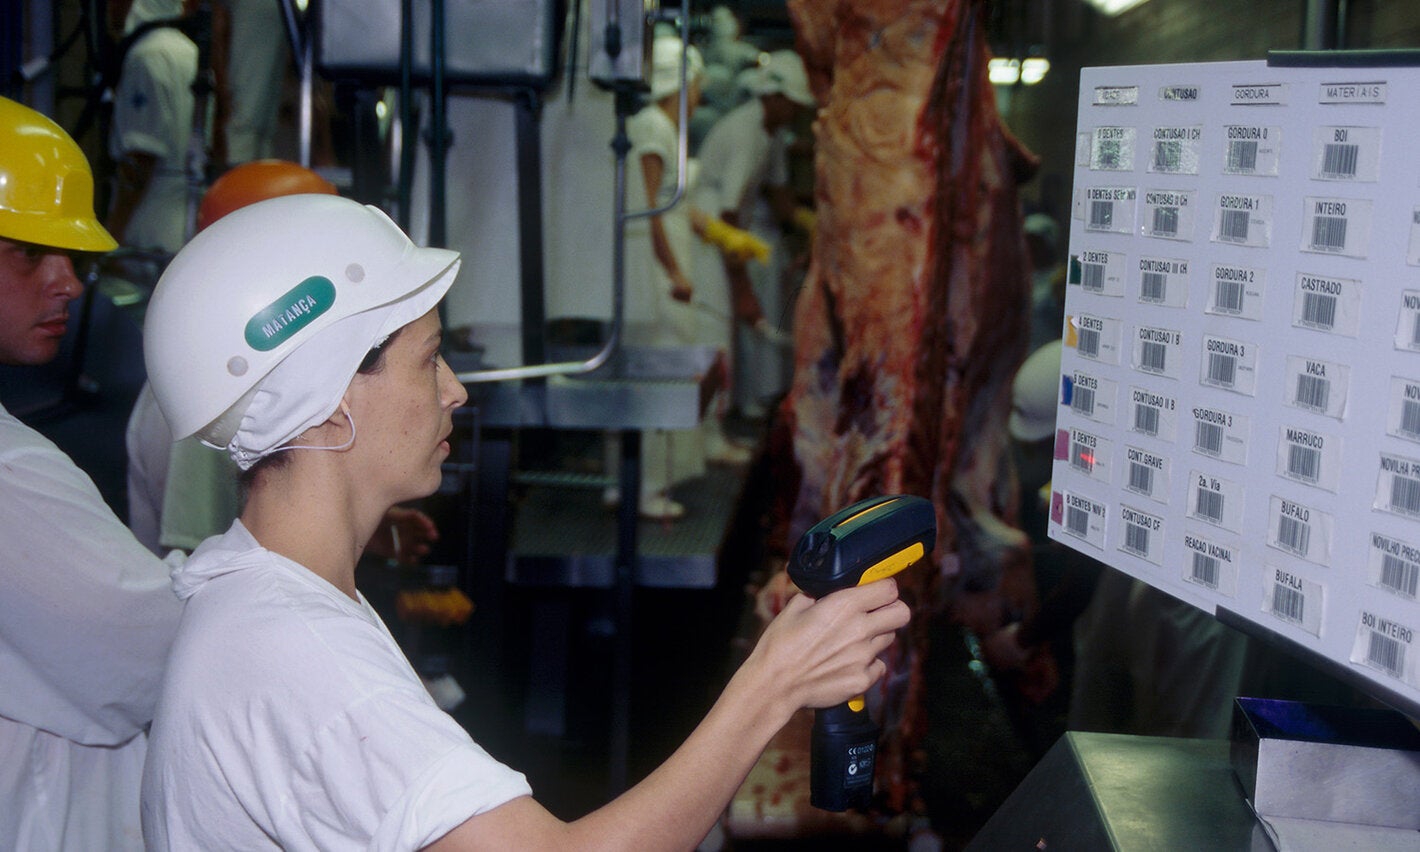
[138, 194, 910, 849]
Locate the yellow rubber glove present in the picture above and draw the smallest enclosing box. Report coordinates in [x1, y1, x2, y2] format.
[792, 206, 817, 238]
[702, 217, 771, 264]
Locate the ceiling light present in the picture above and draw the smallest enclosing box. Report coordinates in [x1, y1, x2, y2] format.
[1082, 0, 1152, 15]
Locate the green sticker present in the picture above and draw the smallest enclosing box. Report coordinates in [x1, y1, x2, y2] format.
[244, 276, 336, 351]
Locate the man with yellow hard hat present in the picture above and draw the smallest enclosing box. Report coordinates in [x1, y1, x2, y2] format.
[0, 95, 181, 850]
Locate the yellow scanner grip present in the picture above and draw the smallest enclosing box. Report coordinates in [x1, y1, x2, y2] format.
[856, 541, 925, 587]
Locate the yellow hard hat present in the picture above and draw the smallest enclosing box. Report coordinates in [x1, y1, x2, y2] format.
[0, 97, 117, 252]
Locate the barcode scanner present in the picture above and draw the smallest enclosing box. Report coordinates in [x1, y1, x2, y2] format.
[786, 494, 936, 812]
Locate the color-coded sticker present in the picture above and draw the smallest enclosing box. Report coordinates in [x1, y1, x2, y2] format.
[1351, 610, 1417, 688]
[1070, 249, 1127, 297]
[1182, 531, 1240, 596]
[1062, 370, 1118, 426]
[1067, 314, 1124, 364]
[1267, 495, 1333, 566]
[1263, 566, 1323, 637]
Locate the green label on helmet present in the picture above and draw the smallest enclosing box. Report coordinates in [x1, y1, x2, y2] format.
[244, 276, 337, 351]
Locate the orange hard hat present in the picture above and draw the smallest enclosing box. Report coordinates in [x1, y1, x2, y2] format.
[197, 160, 337, 232]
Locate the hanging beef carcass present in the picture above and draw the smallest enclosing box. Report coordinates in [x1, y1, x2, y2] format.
[729, 0, 1040, 833]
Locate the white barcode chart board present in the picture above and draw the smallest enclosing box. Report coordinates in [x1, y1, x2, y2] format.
[1049, 59, 1420, 716]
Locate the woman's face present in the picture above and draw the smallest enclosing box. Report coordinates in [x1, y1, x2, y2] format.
[344, 308, 467, 505]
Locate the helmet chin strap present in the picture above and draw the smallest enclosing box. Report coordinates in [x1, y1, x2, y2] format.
[266, 405, 358, 459]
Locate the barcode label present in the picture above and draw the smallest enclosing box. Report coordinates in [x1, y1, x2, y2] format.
[1128, 461, 1153, 495]
[1413, 313, 1420, 347]
[1082, 263, 1105, 292]
[1390, 474, 1420, 516]
[1071, 385, 1096, 416]
[1096, 140, 1122, 170]
[1191, 553, 1220, 589]
[1151, 206, 1179, 237]
[1286, 356, 1347, 419]
[1140, 271, 1167, 302]
[1195, 473, 1244, 532]
[1213, 279, 1244, 314]
[1272, 583, 1306, 623]
[1089, 201, 1115, 229]
[1287, 444, 1321, 484]
[1079, 328, 1101, 358]
[1310, 215, 1347, 251]
[1207, 353, 1237, 388]
[1070, 441, 1094, 473]
[1134, 403, 1160, 436]
[1380, 554, 1420, 598]
[1195, 488, 1224, 523]
[1227, 140, 1258, 172]
[1123, 522, 1150, 556]
[1300, 292, 1337, 330]
[1294, 273, 1359, 337]
[1269, 568, 1323, 635]
[1295, 374, 1330, 411]
[1154, 140, 1182, 171]
[1055, 492, 1107, 549]
[1352, 611, 1416, 685]
[1320, 143, 1359, 178]
[1139, 341, 1167, 373]
[1219, 209, 1250, 242]
[1269, 497, 1332, 565]
[1195, 421, 1224, 456]
[1367, 631, 1405, 678]
[1277, 514, 1311, 556]
[1401, 399, 1420, 439]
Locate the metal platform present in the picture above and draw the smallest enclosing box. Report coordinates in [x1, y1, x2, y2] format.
[507, 464, 745, 589]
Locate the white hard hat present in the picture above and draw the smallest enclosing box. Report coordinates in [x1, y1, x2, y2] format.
[1009, 340, 1064, 442]
[746, 50, 815, 107]
[650, 37, 704, 102]
[144, 194, 460, 467]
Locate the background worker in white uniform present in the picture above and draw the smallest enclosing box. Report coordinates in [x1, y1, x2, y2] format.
[126, 159, 440, 560]
[607, 36, 707, 521]
[140, 193, 910, 849]
[0, 96, 181, 852]
[693, 49, 815, 437]
[106, 0, 199, 253]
